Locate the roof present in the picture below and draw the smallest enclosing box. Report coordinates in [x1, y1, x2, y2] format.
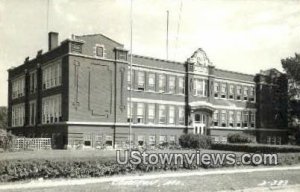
[76, 33, 124, 46]
[214, 68, 255, 82]
[131, 54, 184, 65]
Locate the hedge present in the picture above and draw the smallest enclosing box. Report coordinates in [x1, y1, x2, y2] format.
[0, 157, 224, 183]
[227, 133, 252, 144]
[211, 143, 300, 153]
[179, 134, 211, 149]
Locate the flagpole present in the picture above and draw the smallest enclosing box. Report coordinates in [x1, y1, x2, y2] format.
[129, 0, 133, 150]
[166, 10, 169, 60]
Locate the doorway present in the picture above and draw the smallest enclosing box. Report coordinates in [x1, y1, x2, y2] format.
[193, 113, 207, 135]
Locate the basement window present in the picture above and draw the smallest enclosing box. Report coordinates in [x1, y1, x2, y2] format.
[84, 140, 91, 146]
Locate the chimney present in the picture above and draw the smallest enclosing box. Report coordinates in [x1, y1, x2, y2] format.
[48, 32, 59, 51]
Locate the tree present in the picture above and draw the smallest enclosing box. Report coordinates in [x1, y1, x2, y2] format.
[0, 106, 7, 130]
[281, 53, 300, 144]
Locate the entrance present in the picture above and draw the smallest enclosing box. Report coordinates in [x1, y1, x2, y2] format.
[193, 113, 207, 135]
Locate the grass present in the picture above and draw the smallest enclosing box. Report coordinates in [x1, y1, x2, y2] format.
[0, 149, 117, 161]
[0, 148, 244, 162]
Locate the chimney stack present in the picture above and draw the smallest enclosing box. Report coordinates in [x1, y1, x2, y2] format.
[48, 32, 59, 51]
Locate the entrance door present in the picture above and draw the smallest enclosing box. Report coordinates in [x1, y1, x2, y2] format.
[194, 113, 207, 135]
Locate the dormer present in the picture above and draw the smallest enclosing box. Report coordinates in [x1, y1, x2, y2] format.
[187, 48, 213, 75]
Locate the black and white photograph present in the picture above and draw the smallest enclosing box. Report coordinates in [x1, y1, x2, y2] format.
[0, 0, 300, 191]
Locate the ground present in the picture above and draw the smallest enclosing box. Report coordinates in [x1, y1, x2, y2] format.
[1, 166, 300, 191]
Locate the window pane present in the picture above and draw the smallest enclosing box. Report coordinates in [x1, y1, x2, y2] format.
[159, 105, 166, 123]
[159, 75, 166, 92]
[168, 106, 175, 124]
[169, 76, 175, 93]
[148, 73, 155, 91]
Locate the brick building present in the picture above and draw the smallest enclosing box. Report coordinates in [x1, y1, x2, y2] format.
[7, 32, 288, 149]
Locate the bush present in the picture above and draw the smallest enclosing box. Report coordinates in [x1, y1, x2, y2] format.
[227, 133, 252, 144]
[211, 143, 300, 153]
[0, 131, 15, 151]
[179, 133, 211, 149]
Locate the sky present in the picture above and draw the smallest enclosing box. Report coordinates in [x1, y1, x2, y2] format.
[0, 0, 299, 106]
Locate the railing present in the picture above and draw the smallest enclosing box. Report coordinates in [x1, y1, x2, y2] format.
[12, 138, 52, 150]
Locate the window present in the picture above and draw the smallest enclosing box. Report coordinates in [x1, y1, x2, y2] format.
[137, 135, 145, 146]
[178, 77, 185, 94]
[169, 136, 176, 145]
[214, 136, 220, 143]
[159, 105, 166, 124]
[250, 111, 255, 128]
[221, 136, 227, 143]
[42, 61, 61, 90]
[127, 102, 134, 122]
[137, 103, 144, 123]
[243, 111, 249, 128]
[236, 111, 242, 127]
[213, 111, 219, 126]
[221, 110, 226, 127]
[159, 135, 167, 144]
[84, 134, 92, 147]
[127, 70, 133, 89]
[236, 86, 242, 100]
[178, 106, 185, 125]
[29, 100, 36, 126]
[148, 73, 155, 91]
[195, 114, 201, 122]
[96, 46, 104, 57]
[11, 103, 25, 127]
[168, 106, 175, 124]
[193, 79, 207, 97]
[29, 71, 37, 94]
[267, 136, 271, 144]
[42, 94, 62, 124]
[158, 74, 166, 92]
[214, 82, 219, 98]
[137, 71, 145, 91]
[276, 136, 281, 145]
[271, 136, 276, 145]
[147, 104, 155, 124]
[117, 50, 127, 61]
[229, 85, 234, 99]
[105, 135, 113, 146]
[12, 76, 25, 99]
[229, 111, 234, 127]
[221, 84, 227, 98]
[249, 87, 255, 102]
[149, 135, 156, 145]
[168, 76, 176, 93]
[243, 87, 248, 101]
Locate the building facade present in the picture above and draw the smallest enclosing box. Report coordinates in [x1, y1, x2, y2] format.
[7, 32, 288, 149]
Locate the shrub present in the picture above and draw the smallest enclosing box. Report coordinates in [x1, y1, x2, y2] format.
[227, 133, 252, 144]
[0, 131, 15, 151]
[179, 133, 211, 149]
[211, 143, 300, 153]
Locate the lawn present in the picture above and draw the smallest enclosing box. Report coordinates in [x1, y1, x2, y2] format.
[0, 149, 117, 161]
[0, 148, 244, 161]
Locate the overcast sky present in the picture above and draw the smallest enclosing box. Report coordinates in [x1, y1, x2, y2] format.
[0, 0, 299, 106]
